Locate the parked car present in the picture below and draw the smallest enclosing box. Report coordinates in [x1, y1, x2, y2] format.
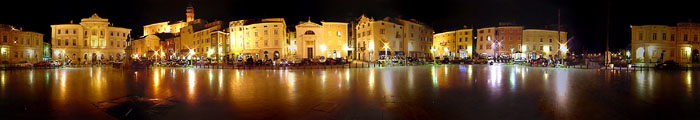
[14, 61, 33, 68]
[325, 58, 336, 65]
[245, 57, 255, 65]
[463, 58, 474, 64]
[50, 60, 63, 66]
[277, 59, 289, 66]
[335, 58, 347, 64]
[264, 59, 273, 65]
[450, 58, 462, 64]
[513, 58, 527, 64]
[438, 57, 449, 64]
[656, 60, 679, 70]
[33, 61, 52, 67]
[474, 58, 488, 64]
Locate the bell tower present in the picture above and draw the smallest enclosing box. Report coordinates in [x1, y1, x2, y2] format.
[186, 3, 195, 23]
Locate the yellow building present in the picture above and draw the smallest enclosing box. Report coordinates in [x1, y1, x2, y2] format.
[50, 13, 131, 64]
[432, 31, 454, 58]
[0, 24, 44, 64]
[355, 15, 433, 62]
[521, 29, 568, 59]
[630, 23, 700, 64]
[143, 21, 187, 36]
[294, 20, 349, 59]
[229, 18, 288, 60]
[131, 33, 176, 59]
[397, 19, 433, 58]
[179, 20, 225, 60]
[432, 28, 473, 58]
[672, 22, 700, 64]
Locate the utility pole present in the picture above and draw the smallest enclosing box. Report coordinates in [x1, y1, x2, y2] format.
[558, 9, 561, 60]
[605, 0, 611, 65]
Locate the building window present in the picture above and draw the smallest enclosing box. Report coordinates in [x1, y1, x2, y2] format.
[73, 40, 76, 46]
[57, 29, 61, 34]
[2, 36, 6, 42]
[684, 34, 688, 41]
[695, 35, 698, 41]
[337, 32, 341, 37]
[540, 38, 543, 42]
[549, 39, 552, 43]
[380, 29, 385, 34]
[639, 33, 643, 40]
[671, 34, 675, 41]
[662, 33, 666, 40]
[73, 30, 76, 34]
[652, 33, 657, 40]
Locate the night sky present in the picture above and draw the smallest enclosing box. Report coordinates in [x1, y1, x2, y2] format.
[2, 0, 698, 53]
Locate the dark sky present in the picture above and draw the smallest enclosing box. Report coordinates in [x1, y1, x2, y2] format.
[2, 0, 698, 53]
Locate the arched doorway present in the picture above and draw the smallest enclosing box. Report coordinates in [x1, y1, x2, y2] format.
[274, 51, 280, 60]
[635, 48, 645, 63]
[693, 49, 699, 63]
[92, 53, 97, 64]
[264, 51, 269, 60]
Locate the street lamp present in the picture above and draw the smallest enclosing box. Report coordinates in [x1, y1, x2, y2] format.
[431, 48, 436, 58]
[383, 43, 389, 62]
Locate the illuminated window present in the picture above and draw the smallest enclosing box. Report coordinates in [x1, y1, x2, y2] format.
[337, 32, 341, 37]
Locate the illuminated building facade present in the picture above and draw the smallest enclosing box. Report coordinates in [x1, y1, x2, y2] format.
[179, 20, 225, 60]
[355, 15, 433, 61]
[294, 20, 349, 59]
[229, 18, 288, 60]
[631, 23, 700, 64]
[476, 27, 496, 57]
[432, 28, 473, 58]
[50, 13, 131, 64]
[432, 31, 454, 58]
[521, 29, 568, 59]
[131, 33, 176, 59]
[496, 26, 523, 56]
[0, 24, 44, 64]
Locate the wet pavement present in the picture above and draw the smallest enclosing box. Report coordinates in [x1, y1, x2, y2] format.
[1, 65, 699, 119]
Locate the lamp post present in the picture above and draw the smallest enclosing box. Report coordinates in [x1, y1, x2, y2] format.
[431, 48, 436, 59]
[383, 43, 389, 63]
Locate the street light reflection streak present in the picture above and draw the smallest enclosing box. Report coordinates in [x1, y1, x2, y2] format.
[510, 68, 516, 92]
[188, 69, 196, 103]
[153, 68, 160, 98]
[687, 71, 692, 95]
[431, 66, 438, 88]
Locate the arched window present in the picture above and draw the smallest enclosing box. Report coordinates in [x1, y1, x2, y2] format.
[304, 30, 315, 35]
